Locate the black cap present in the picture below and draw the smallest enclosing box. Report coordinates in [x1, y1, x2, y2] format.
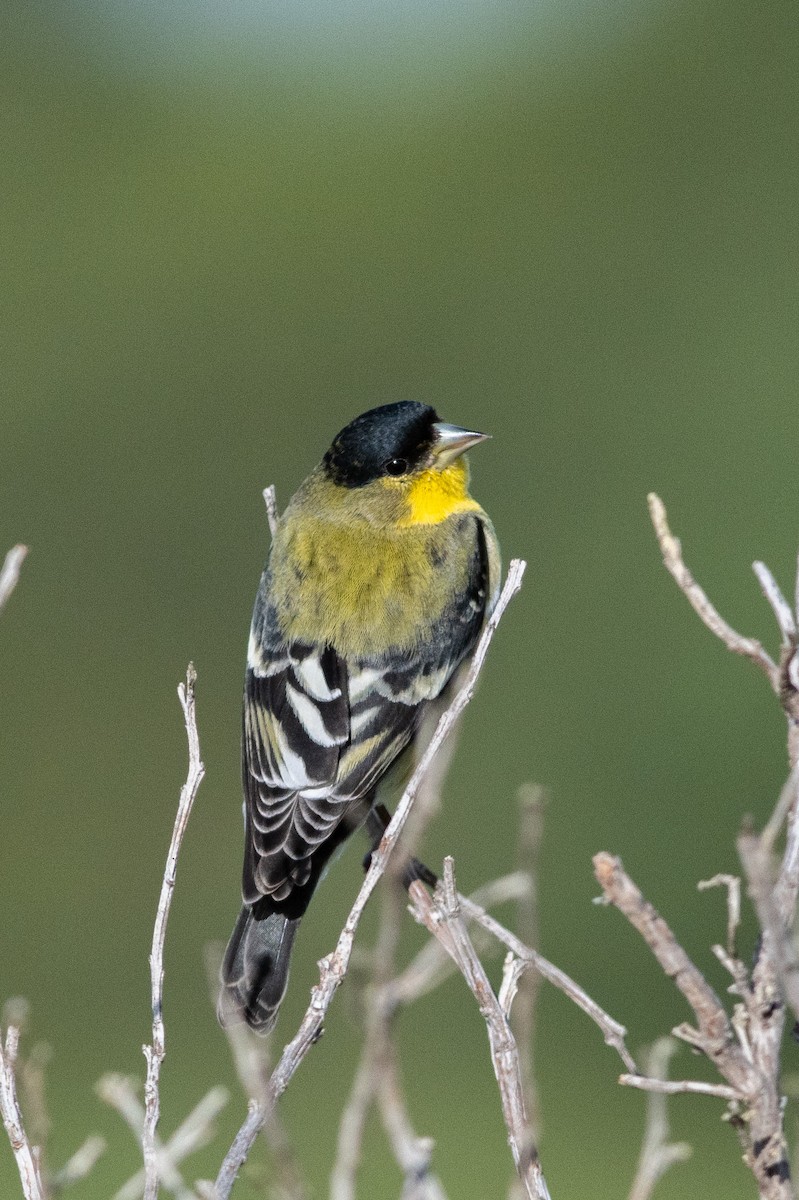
[323, 401, 439, 488]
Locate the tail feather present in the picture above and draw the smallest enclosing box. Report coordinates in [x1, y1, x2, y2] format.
[218, 905, 299, 1034]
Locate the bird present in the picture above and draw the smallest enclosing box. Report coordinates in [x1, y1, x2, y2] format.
[218, 400, 500, 1033]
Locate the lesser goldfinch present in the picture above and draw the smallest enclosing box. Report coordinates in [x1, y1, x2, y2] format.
[219, 401, 500, 1032]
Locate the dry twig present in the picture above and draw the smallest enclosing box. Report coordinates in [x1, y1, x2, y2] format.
[510, 786, 545, 1153]
[50, 1137, 107, 1194]
[0, 1003, 105, 1198]
[142, 665, 206, 1200]
[0, 1026, 46, 1200]
[625, 1039, 691, 1200]
[696, 874, 741, 960]
[593, 853, 750, 1095]
[594, 851, 795, 1198]
[753, 561, 797, 645]
[0, 545, 28, 615]
[458, 894, 636, 1072]
[262, 486, 279, 538]
[620, 1076, 743, 1102]
[98, 1075, 199, 1200]
[647, 494, 779, 688]
[104, 1084, 228, 1200]
[646, 493, 799, 1197]
[391, 873, 531, 1009]
[331, 810, 447, 1199]
[408, 860, 550, 1200]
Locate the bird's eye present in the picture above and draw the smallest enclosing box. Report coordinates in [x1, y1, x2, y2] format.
[384, 457, 408, 476]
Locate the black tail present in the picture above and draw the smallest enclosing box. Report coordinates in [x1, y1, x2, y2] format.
[218, 903, 299, 1034]
[219, 792, 378, 1033]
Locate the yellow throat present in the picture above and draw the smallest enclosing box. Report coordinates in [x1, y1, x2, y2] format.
[395, 459, 482, 527]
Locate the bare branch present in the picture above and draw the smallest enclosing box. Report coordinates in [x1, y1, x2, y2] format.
[621, 1075, 743, 1102]
[510, 786, 545, 1146]
[17, 1041, 51, 1172]
[392, 873, 531, 1008]
[498, 954, 528, 1020]
[409, 861, 550, 1200]
[645, 494, 799, 1195]
[625, 1039, 692, 1200]
[736, 765, 799, 1027]
[110, 1088, 228, 1200]
[262, 486, 279, 538]
[142, 665, 206, 1200]
[329, 1027, 377, 1200]
[0, 545, 28, 615]
[98, 1075, 198, 1200]
[752, 561, 796, 645]
[459, 895, 636, 1072]
[593, 852, 751, 1093]
[50, 1136, 106, 1194]
[647, 494, 778, 688]
[762, 762, 799, 861]
[697, 874, 741, 959]
[345, 876, 448, 1200]
[594, 850, 799, 1198]
[0, 1025, 46, 1200]
[331, 651, 458, 1200]
[214, 560, 526, 1200]
[375, 1039, 446, 1200]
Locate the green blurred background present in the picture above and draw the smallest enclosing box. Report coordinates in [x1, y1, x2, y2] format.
[2, 0, 798, 1195]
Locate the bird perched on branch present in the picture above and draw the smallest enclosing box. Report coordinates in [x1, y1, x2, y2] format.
[219, 401, 500, 1033]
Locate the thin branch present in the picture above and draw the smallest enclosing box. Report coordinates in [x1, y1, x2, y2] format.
[761, 762, 799, 861]
[332, 887, 441, 1199]
[510, 786, 545, 1147]
[647, 494, 778, 689]
[50, 1136, 107, 1194]
[214, 560, 527, 1200]
[262, 487, 279, 538]
[498, 954, 526, 1019]
[736, 764, 799, 1024]
[646, 495, 799, 1196]
[458, 895, 636, 1073]
[0, 1025, 46, 1200]
[331, 644, 460, 1200]
[101, 1080, 226, 1200]
[738, 828, 799, 1027]
[375, 1038, 446, 1200]
[621, 1075, 743, 1102]
[625, 1039, 691, 1200]
[770, 772, 799, 924]
[593, 852, 752, 1094]
[594, 850, 799, 1198]
[329, 1022, 378, 1200]
[392, 873, 531, 1008]
[18, 1041, 51, 1165]
[409, 860, 550, 1200]
[0, 545, 28, 614]
[142, 665, 206, 1200]
[360, 923, 439, 1200]
[111, 1088, 228, 1200]
[752, 561, 796, 645]
[697, 874, 741, 960]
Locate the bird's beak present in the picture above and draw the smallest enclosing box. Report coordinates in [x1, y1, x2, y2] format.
[430, 421, 491, 469]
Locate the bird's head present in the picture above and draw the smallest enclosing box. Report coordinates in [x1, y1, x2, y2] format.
[318, 401, 489, 528]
